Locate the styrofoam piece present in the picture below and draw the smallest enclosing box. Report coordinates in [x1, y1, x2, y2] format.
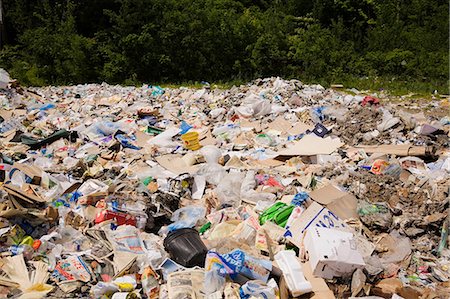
[274, 250, 312, 296]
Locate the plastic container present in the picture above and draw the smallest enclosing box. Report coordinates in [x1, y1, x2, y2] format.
[163, 228, 207, 267]
[181, 132, 201, 151]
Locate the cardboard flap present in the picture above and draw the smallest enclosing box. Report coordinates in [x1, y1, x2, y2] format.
[302, 260, 336, 299]
[309, 184, 348, 205]
[351, 144, 432, 157]
[309, 184, 358, 219]
[240, 119, 262, 132]
[276, 135, 343, 158]
[288, 122, 313, 135]
[267, 117, 292, 134]
[3, 184, 46, 203]
[134, 130, 153, 147]
[12, 163, 43, 185]
[0, 110, 13, 121]
[155, 154, 199, 175]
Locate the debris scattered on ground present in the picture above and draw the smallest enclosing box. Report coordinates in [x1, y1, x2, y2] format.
[0, 72, 449, 298]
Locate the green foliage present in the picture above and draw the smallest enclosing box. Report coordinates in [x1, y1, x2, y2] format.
[0, 0, 448, 93]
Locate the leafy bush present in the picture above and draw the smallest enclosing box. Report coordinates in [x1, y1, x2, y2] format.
[0, 0, 447, 92]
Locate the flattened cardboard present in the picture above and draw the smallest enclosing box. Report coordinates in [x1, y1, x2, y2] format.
[308, 184, 358, 220]
[302, 260, 336, 299]
[276, 135, 343, 159]
[1, 129, 17, 142]
[247, 158, 285, 168]
[12, 163, 43, 185]
[0, 110, 13, 121]
[199, 130, 217, 146]
[288, 122, 313, 135]
[224, 155, 250, 169]
[3, 184, 46, 203]
[352, 144, 432, 157]
[155, 154, 199, 175]
[13, 109, 26, 117]
[134, 130, 153, 148]
[267, 117, 292, 134]
[240, 119, 262, 132]
[233, 134, 250, 147]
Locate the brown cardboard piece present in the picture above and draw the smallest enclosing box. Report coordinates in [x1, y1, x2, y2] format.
[275, 135, 343, 159]
[0, 110, 13, 121]
[13, 109, 27, 117]
[302, 260, 335, 299]
[240, 119, 262, 132]
[1, 130, 17, 142]
[308, 184, 358, 220]
[134, 130, 153, 148]
[351, 144, 433, 157]
[155, 154, 200, 175]
[233, 134, 251, 148]
[247, 158, 285, 168]
[287, 122, 313, 135]
[267, 117, 292, 134]
[12, 163, 43, 185]
[199, 130, 217, 146]
[224, 156, 250, 169]
[3, 184, 46, 203]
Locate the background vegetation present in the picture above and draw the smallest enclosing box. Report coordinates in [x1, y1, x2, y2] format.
[0, 0, 448, 93]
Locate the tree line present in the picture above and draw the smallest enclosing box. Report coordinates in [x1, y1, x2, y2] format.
[0, 0, 448, 90]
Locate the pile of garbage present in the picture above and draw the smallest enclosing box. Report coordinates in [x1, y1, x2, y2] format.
[0, 72, 449, 299]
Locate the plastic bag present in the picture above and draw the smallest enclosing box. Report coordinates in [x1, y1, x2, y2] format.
[201, 145, 222, 164]
[240, 170, 276, 204]
[216, 172, 245, 207]
[209, 108, 226, 120]
[323, 106, 348, 122]
[252, 99, 272, 117]
[377, 108, 400, 131]
[148, 127, 180, 148]
[91, 282, 119, 298]
[358, 201, 393, 230]
[205, 269, 226, 295]
[197, 163, 226, 186]
[167, 206, 206, 232]
[240, 280, 277, 299]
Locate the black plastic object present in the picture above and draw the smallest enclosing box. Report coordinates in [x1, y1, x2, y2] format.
[312, 123, 329, 137]
[163, 228, 208, 268]
[20, 129, 71, 149]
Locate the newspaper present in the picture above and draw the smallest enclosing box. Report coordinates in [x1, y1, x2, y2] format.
[167, 269, 205, 299]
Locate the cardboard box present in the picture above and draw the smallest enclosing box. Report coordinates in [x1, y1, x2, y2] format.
[304, 227, 365, 279]
[308, 184, 358, 220]
[285, 202, 350, 248]
[282, 201, 376, 261]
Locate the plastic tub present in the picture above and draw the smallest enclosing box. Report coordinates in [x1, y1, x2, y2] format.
[163, 228, 207, 267]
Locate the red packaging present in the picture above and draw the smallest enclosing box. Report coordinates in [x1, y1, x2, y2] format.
[94, 210, 137, 226]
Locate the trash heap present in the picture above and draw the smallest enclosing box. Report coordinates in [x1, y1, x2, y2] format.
[0, 73, 449, 299]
